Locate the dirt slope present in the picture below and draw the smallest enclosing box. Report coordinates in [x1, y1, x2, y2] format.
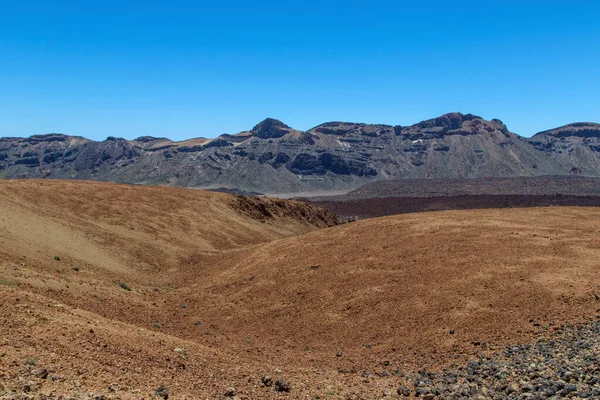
[187, 207, 600, 367]
[2, 181, 600, 398]
[0, 180, 339, 398]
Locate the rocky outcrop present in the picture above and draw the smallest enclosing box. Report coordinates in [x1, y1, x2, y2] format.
[396, 113, 510, 140]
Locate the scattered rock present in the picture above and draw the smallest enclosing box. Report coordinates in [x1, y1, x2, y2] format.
[156, 385, 169, 399]
[34, 368, 49, 379]
[22, 381, 33, 393]
[261, 375, 273, 387]
[274, 378, 291, 392]
[224, 387, 236, 397]
[119, 282, 132, 291]
[397, 385, 411, 396]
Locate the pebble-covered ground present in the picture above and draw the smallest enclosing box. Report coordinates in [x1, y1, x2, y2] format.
[388, 318, 600, 400]
[3, 317, 600, 399]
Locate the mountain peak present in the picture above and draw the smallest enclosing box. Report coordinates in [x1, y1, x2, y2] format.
[251, 118, 295, 139]
[398, 112, 509, 138]
[415, 113, 480, 129]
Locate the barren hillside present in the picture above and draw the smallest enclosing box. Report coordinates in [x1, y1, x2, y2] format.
[1, 181, 600, 398]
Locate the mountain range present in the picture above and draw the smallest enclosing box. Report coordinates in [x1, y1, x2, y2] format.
[1, 112, 599, 194]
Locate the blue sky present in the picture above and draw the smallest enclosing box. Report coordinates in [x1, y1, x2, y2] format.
[1, 1, 599, 140]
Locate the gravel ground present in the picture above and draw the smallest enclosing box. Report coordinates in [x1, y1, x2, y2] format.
[3, 318, 600, 399]
[387, 318, 600, 399]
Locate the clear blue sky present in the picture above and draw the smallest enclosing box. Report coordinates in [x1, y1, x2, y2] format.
[1, 1, 599, 140]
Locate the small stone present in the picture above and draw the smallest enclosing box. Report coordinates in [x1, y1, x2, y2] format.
[224, 387, 236, 397]
[336, 350, 343, 357]
[34, 368, 49, 379]
[521, 383, 534, 392]
[383, 388, 392, 397]
[450, 330, 455, 335]
[156, 385, 169, 399]
[261, 375, 273, 387]
[274, 378, 291, 392]
[397, 385, 411, 396]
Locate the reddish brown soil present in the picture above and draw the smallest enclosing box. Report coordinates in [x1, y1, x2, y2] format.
[1, 180, 600, 399]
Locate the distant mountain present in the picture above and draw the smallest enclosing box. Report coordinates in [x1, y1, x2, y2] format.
[1, 113, 598, 194]
[528, 122, 600, 175]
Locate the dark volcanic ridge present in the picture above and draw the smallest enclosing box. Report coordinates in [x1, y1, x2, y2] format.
[320, 175, 600, 200]
[310, 194, 600, 220]
[2, 113, 600, 194]
[304, 175, 600, 219]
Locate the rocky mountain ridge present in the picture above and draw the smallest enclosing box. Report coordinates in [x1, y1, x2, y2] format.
[1, 113, 599, 194]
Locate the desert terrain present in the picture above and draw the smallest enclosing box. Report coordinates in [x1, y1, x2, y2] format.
[2, 180, 600, 399]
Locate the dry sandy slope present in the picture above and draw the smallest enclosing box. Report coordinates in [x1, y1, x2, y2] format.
[0, 180, 338, 398]
[1, 180, 600, 399]
[197, 208, 600, 364]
